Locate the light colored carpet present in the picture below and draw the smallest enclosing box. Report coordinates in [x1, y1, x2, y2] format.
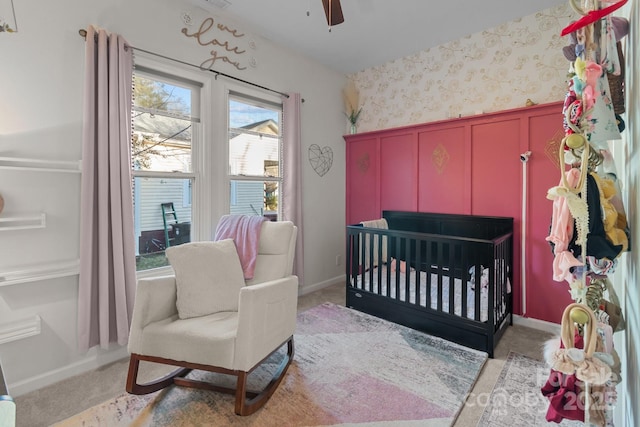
[54, 303, 488, 426]
[477, 351, 581, 426]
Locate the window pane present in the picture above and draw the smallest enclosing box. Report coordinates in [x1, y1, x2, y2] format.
[229, 98, 280, 177]
[229, 132, 279, 177]
[134, 75, 192, 117]
[133, 76, 193, 172]
[229, 99, 279, 128]
[134, 177, 192, 271]
[230, 180, 278, 221]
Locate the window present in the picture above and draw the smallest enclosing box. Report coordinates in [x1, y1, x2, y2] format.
[228, 93, 283, 221]
[130, 59, 284, 273]
[132, 68, 200, 271]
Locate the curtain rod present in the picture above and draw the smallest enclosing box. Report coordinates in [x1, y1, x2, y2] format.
[78, 28, 301, 101]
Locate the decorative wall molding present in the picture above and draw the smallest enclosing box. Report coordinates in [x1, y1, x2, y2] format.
[0, 260, 80, 287]
[432, 143, 450, 174]
[0, 316, 41, 345]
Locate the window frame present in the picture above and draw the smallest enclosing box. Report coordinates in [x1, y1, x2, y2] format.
[227, 91, 284, 220]
[131, 54, 285, 279]
[132, 55, 211, 278]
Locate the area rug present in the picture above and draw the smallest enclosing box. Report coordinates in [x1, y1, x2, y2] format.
[55, 302, 487, 426]
[476, 351, 581, 426]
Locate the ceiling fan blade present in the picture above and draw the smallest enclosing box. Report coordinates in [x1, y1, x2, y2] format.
[321, 0, 345, 26]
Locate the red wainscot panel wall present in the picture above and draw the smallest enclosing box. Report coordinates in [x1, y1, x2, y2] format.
[344, 101, 574, 323]
[380, 132, 418, 213]
[345, 136, 379, 225]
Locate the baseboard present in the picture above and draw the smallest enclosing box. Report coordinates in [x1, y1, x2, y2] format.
[513, 314, 561, 335]
[9, 346, 129, 397]
[299, 275, 344, 296]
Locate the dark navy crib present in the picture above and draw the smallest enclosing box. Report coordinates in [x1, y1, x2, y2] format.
[346, 210, 514, 357]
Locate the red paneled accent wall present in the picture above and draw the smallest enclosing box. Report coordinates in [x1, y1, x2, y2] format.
[344, 102, 573, 323]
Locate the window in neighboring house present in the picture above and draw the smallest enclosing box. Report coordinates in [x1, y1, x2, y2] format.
[182, 179, 192, 208]
[228, 93, 282, 222]
[230, 180, 238, 206]
[132, 69, 200, 271]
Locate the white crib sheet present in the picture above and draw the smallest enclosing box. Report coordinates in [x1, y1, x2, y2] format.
[352, 265, 508, 323]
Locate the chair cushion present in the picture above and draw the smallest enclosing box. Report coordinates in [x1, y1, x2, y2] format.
[246, 221, 295, 285]
[258, 221, 294, 254]
[166, 239, 245, 319]
[140, 312, 239, 368]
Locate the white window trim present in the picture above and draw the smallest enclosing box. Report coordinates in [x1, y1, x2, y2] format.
[132, 53, 213, 278]
[226, 88, 284, 220]
[131, 53, 285, 278]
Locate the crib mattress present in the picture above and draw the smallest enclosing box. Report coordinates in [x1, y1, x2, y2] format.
[351, 265, 507, 322]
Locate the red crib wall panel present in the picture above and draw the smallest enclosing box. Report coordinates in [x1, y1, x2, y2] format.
[526, 113, 575, 323]
[380, 133, 418, 213]
[346, 137, 379, 225]
[417, 126, 467, 214]
[470, 118, 523, 313]
[344, 101, 566, 323]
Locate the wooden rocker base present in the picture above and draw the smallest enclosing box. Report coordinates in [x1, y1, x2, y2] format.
[126, 336, 294, 416]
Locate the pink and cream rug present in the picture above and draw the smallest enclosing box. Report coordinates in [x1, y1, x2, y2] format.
[55, 303, 487, 426]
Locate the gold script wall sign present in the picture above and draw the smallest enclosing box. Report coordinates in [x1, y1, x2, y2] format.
[182, 17, 248, 71]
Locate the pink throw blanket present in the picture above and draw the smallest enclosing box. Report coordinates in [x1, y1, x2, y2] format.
[214, 215, 267, 280]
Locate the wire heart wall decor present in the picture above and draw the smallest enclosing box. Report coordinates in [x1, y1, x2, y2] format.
[308, 144, 333, 177]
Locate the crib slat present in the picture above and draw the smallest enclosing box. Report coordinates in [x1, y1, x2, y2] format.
[425, 239, 432, 308]
[448, 243, 455, 315]
[403, 237, 411, 303]
[474, 257, 481, 322]
[385, 235, 392, 298]
[413, 236, 422, 305]
[487, 247, 495, 326]
[392, 236, 398, 300]
[461, 245, 468, 319]
[436, 241, 443, 312]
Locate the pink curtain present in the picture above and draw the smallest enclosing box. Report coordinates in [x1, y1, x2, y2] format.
[282, 93, 304, 286]
[78, 25, 137, 351]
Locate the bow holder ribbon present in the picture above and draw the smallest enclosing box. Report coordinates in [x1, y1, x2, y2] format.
[562, 0, 628, 36]
[549, 303, 612, 385]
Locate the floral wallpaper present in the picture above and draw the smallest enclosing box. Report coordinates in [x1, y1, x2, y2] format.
[350, 4, 578, 133]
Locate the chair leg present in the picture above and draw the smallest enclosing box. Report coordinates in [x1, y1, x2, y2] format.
[127, 337, 294, 415]
[235, 336, 295, 416]
[126, 353, 191, 395]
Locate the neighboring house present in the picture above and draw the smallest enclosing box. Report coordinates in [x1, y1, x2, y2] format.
[229, 119, 280, 218]
[132, 111, 192, 253]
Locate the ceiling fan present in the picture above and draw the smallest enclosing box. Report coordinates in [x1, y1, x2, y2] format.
[321, 0, 344, 27]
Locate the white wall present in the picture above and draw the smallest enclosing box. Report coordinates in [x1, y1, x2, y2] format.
[0, 0, 346, 395]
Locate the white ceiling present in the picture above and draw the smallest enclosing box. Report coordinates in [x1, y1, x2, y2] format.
[194, 0, 568, 74]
